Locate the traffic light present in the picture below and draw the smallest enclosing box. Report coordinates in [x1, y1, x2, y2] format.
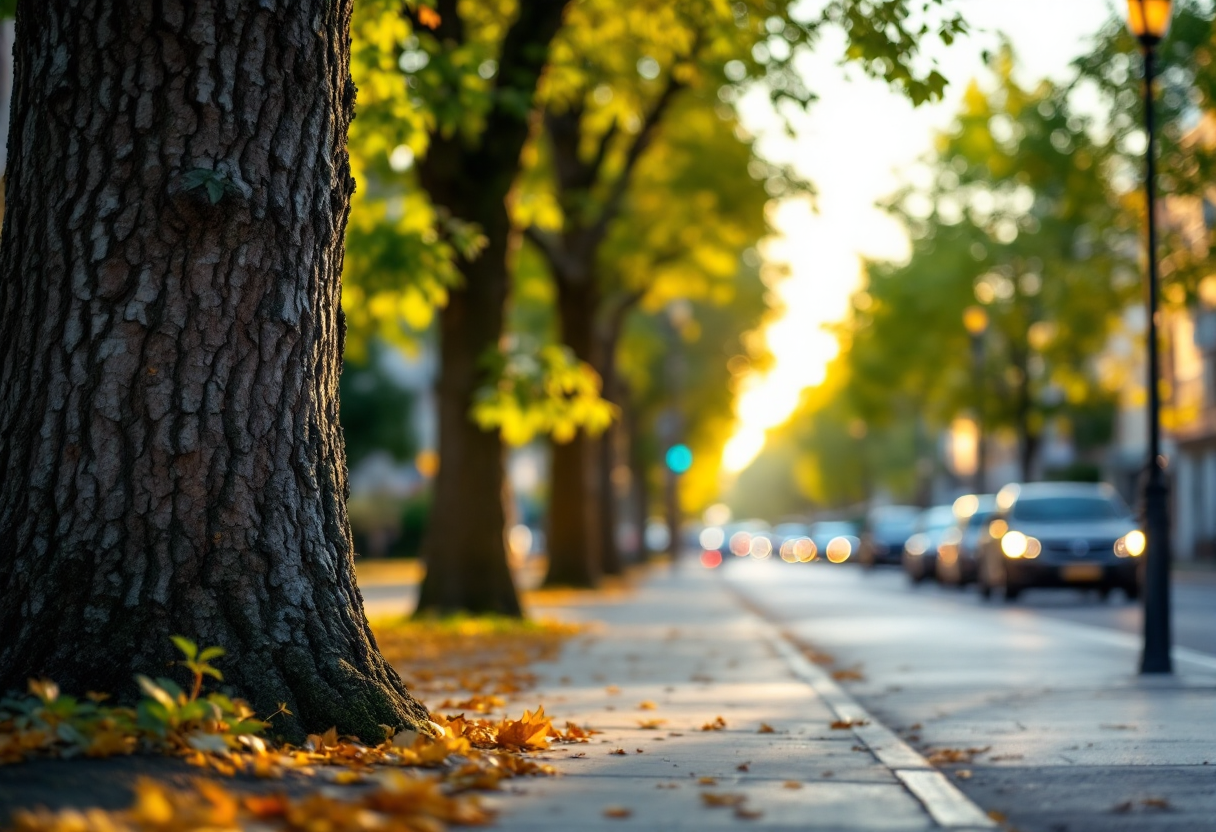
[665, 443, 693, 474]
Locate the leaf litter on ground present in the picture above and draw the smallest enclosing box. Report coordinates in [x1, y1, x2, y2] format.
[2, 616, 587, 831]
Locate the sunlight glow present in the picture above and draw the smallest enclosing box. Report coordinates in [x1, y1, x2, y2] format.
[716, 2, 1111, 477]
[721, 199, 865, 473]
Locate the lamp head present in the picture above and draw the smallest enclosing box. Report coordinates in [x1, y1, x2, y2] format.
[963, 305, 989, 336]
[1126, 0, 1173, 46]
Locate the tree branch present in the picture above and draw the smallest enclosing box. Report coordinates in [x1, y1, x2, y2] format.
[524, 225, 563, 268]
[588, 74, 684, 245]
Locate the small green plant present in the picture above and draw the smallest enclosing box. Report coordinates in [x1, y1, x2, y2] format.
[170, 635, 226, 701]
[134, 637, 266, 749]
[1, 636, 269, 764]
[180, 168, 240, 204]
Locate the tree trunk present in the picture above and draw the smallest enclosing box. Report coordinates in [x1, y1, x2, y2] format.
[1012, 347, 1037, 482]
[0, 0, 431, 742]
[625, 391, 652, 561]
[596, 327, 623, 575]
[544, 278, 602, 587]
[412, 0, 569, 614]
[415, 234, 520, 615]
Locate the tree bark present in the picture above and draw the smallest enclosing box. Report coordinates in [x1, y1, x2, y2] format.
[414, 0, 570, 614]
[627, 393, 653, 559]
[414, 233, 520, 614]
[543, 278, 602, 587]
[0, 0, 431, 742]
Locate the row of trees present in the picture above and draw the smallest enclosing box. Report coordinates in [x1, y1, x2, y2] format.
[342, 0, 969, 612]
[748, 3, 1216, 512]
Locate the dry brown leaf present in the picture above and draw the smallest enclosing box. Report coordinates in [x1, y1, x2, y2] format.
[495, 706, 554, 751]
[603, 806, 633, 819]
[829, 719, 869, 730]
[701, 716, 727, 732]
[926, 746, 990, 766]
[831, 667, 865, 682]
[757, 723, 775, 734]
[701, 792, 747, 808]
[698, 777, 718, 786]
[736, 763, 750, 772]
[783, 781, 802, 789]
[638, 701, 658, 710]
[638, 719, 667, 730]
[609, 748, 627, 756]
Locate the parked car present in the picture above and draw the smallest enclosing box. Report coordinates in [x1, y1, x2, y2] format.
[976, 482, 1143, 602]
[935, 494, 997, 586]
[806, 520, 861, 564]
[901, 505, 957, 583]
[858, 505, 919, 568]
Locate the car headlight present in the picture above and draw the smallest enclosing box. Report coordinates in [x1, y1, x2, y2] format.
[1115, 530, 1146, 558]
[1001, 531, 1041, 559]
[826, 536, 852, 563]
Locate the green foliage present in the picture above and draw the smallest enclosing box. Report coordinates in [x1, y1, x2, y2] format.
[1074, 1, 1216, 304]
[472, 343, 616, 445]
[343, 0, 969, 449]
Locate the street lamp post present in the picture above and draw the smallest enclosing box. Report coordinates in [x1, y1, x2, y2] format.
[1127, 0, 1173, 675]
[963, 306, 989, 494]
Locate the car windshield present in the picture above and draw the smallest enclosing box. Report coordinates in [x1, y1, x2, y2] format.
[920, 507, 955, 532]
[967, 511, 994, 529]
[813, 523, 855, 536]
[1011, 496, 1128, 522]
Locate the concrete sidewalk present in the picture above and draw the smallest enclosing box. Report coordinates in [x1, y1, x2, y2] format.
[491, 566, 994, 831]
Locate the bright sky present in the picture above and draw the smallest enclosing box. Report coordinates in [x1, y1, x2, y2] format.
[721, 0, 1121, 473]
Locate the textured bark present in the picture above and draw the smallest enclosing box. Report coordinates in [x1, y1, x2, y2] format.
[0, 0, 431, 742]
[543, 279, 601, 587]
[531, 79, 682, 586]
[414, 232, 520, 614]
[414, 0, 570, 614]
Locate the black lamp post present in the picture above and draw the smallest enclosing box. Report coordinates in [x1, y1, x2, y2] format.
[1127, 0, 1173, 675]
[963, 305, 989, 493]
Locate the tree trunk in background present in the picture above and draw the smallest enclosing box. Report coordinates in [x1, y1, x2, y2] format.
[0, 0, 431, 742]
[625, 392, 651, 560]
[414, 0, 570, 613]
[596, 326, 624, 575]
[544, 278, 602, 587]
[1011, 347, 1038, 482]
[414, 233, 520, 614]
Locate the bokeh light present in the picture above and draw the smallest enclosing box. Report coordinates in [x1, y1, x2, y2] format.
[700, 549, 723, 569]
[794, 538, 818, 562]
[699, 526, 726, 551]
[750, 536, 773, 559]
[826, 536, 852, 563]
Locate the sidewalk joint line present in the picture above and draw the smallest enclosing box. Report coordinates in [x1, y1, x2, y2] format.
[727, 581, 997, 830]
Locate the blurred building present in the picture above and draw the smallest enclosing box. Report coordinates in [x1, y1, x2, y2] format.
[1148, 119, 1216, 563]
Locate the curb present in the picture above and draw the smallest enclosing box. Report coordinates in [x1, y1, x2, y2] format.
[733, 590, 997, 831]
